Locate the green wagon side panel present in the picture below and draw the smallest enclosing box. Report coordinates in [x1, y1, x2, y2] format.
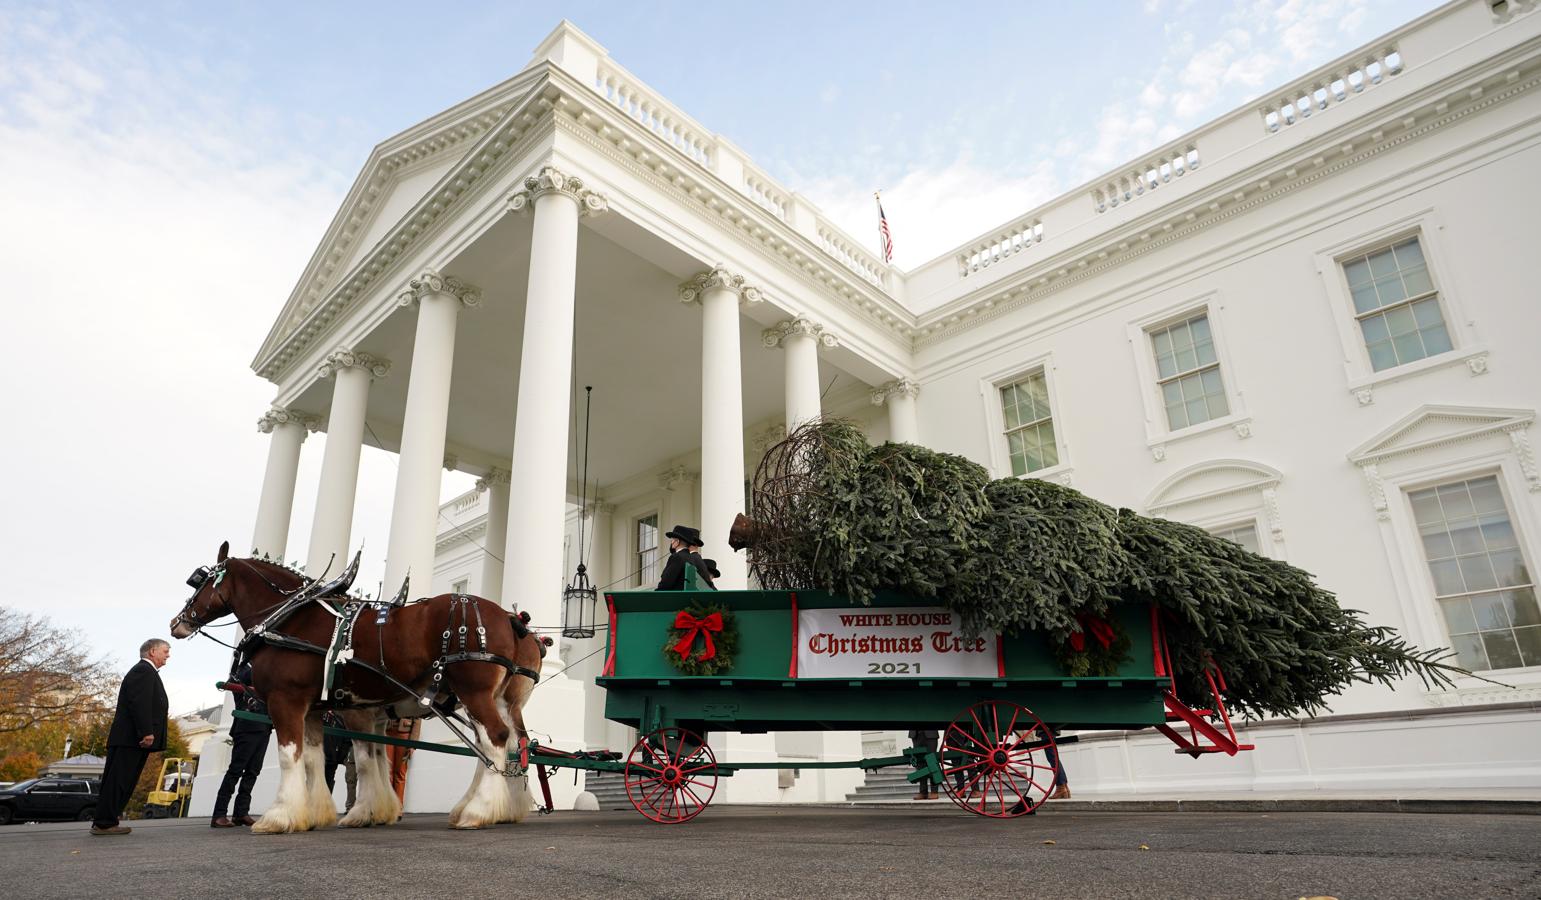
[598, 589, 1167, 732]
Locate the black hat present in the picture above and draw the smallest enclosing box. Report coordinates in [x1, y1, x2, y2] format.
[702, 559, 722, 579]
[666, 525, 703, 547]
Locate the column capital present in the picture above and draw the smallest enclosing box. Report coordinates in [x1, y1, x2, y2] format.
[507, 165, 609, 216]
[257, 406, 319, 434]
[317, 348, 392, 380]
[443, 453, 460, 472]
[762, 315, 839, 350]
[397, 269, 482, 310]
[870, 378, 920, 406]
[657, 464, 699, 490]
[588, 500, 616, 517]
[679, 266, 763, 306]
[475, 467, 512, 493]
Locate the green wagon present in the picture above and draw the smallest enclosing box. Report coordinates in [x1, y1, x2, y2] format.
[593, 586, 1253, 823]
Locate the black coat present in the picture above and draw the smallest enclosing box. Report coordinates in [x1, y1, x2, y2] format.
[656, 547, 715, 591]
[107, 659, 169, 751]
[228, 663, 271, 736]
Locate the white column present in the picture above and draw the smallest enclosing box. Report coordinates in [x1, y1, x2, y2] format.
[305, 350, 390, 578]
[763, 316, 837, 430]
[502, 166, 609, 644]
[680, 267, 761, 589]
[251, 407, 315, 559]
[477, 468, 510, 601]
[382, 270, 480, 593]
[872, 379, 921, 445]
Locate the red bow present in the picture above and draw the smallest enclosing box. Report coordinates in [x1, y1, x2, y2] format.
[1069, 615, 1115, 653]
[672, 611, 724, 662]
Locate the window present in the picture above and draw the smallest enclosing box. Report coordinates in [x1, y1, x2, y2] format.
[1342, 236, 1451, 372]
[1210, 522, 1261, 555]
[1150, 313, 1228, 430]
[1411, 475, 1539, 671]
[451, 578, 468, 595]
[999, 371, 1058, 475]
[636, 514, 660, 587]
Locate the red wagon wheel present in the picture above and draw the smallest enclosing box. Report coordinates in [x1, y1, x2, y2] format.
[624, 726, 718, 824]
[940, 700, 1057, 818]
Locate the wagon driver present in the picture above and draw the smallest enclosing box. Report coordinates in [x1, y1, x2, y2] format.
[655, 525, 714, 590]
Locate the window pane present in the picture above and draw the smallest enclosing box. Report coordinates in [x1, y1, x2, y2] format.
[1420, 322, 1452, 356]
[1351, 284, 1381, 315]
[1401, 265, 1433, 296]
[1206, 393, 1229, 419]
[1383, 305, 1416, 336]
[1469, 477, 1505, 514]
[1491, 549, 1529, 588]
[1200, 367, 1223, 395]
[1410, 297, 1442, 328]
[1366, 247, 1398, 278]
[1391, 332, 1425, 364]
[1419, 524, 1454, 560]
[1515, 626, 1541, 668]
[1480, 514, 1517, 550]
[1152, 328, 1173, 355]
[1170, 323, 1194, 350]
[1026, 374, 1050, 411]
[1505, 588, 1541, 627]
[1195, 338, 1217, 367]
[1481, 630, 1524, 669]
[1472, 592, 1510, 629]
[1374, 274, 1406, 305]
[1450, 633, 1488, 671]
[1165, 399, 1189, 431]
[1174, 346, 1198, 373]
[1439, 597, 1477, 634]
[1449, 520, 1484, 555]
[1343, 257, 1372, 286]
[1392, 237, 1425, 268]
[1185, 397, 1208, 427]
[1409, 490, 1443, 525]
[1429, 559, 1465, 595]
[1367, 339, 1398, 371]
[1437, 484, 1475, 519]
[1460, 555, 1498, 593]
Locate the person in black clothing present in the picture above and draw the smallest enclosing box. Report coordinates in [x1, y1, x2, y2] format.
[91, 639, 170, 835]
[321, 710, 355, 812]
[655, 525, 713, 590]
[210, 662, 272, 828]
[700, 559, 721, 590]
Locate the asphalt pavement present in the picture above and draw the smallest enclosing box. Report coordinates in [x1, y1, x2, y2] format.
[0, 806, 1536, 899]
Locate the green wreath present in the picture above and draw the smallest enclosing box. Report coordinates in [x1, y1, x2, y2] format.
[663, 601, 739, 676]
[1052, 613, 1132, 678]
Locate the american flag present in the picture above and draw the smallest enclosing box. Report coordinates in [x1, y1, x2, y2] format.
[875, 193, 893, 264]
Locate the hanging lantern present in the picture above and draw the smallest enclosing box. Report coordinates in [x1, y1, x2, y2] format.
[562, 562, 598, 638]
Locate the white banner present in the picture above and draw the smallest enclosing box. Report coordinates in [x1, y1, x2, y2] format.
[796, 607, 1000, 678]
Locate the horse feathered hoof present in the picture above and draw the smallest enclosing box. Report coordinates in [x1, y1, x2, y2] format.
[250, 810, 306, 834]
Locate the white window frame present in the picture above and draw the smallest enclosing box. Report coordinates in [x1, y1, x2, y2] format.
[1207, 518, 1268, 557]
[1144, 459, 1286, 559]
[1125, 291, 1251, 458]
[451, 578, 469, 595]
[1311, 210, 1487, 405]
[633, 511, 661, 588]
[978, 351, 1073, 485]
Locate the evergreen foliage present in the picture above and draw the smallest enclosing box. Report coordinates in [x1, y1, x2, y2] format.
[748, 421, 1467, 718]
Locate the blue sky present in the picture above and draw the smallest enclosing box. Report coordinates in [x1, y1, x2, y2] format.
[0, 0, 1441, 712]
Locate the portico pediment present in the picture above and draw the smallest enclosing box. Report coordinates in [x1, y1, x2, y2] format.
[251, 66, 549, 369]
[1346, 405, 1535, 465]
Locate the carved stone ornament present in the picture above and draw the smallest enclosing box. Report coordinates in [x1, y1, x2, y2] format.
[1151, 445, 1167, 463]
[397, 269, 482, 309]
[507, 165, 609, 217]
[317, 349, 392, 380]
[1467, 353, 1491, 376]
[679, 266, 763, 306]
[763, 315, 839, 350]
[1233, 421, 1253, 439]
[1506, 425, 1541, 491]
[257, 406, 319, 434]
[475, 467, 512, 493]
[1354, 388, 1375, 407]
[657, 465, 698, 490]
[1360, 462, 1390, 520]
[869, 378, 920, 406]
[443, 453, 460, 472]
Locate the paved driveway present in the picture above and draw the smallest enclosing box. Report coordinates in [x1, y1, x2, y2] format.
[1, 806, 1536, 899]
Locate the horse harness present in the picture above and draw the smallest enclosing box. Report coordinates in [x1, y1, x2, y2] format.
[228, 576, 540, 776]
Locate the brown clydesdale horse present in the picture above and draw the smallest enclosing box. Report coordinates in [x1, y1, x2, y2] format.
[170, 541, 544, 832]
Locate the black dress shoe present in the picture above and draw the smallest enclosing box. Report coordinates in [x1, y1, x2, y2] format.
[1007, 800, 1035, 816]
[210, 816, 236, 828]
[90, 825, 131, 835]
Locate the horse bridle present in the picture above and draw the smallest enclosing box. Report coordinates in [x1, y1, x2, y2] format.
[173, 560, 230, 636]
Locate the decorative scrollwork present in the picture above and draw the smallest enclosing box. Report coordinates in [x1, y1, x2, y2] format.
[869, 379, 920, 406]
[257, 407, 319, 434]
[317, 349, 391, 380]
[507, 165, 608, 217]
[762, 315, 839, 350]
[679, 266, 762, 306]
[397, 269, 481, 309]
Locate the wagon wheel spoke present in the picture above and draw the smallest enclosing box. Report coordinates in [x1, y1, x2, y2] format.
[946, 723, 991, 753]
[628, 761, 663, 775]
[968, 707, 991, 747]
[1003, 706, 1021, 743]
[943, 742, 987, 759]
[989, 703, 1004, 747]
[1004, 763, 1048, 798]
[679, 782, 708, 811]
[678, 763, 716, 776]
[943, 759, 987, 777]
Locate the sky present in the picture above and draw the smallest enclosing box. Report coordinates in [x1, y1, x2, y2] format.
[0, 0, 1443, 715]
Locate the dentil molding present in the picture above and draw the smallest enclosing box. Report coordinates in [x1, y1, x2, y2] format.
[257, 406, 319, 434]
[317, 349, 392, 380]
[397, 269, 482, 309]
[762, 315, 839, 350]
[679, 266, 763, 306]
[506, 165, 609, 216]
[869, 378, 920, 406]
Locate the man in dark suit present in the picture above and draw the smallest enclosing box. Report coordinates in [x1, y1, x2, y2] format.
[210, 662, 271, 828]
[91, 639, 170, 835]
[655, 525, 713, 590]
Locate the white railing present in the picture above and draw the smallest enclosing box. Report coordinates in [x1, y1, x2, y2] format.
[1260, 46, 1404, 133]
[1091, 144, 1201, 214]
[743, 166, 789, 221]
[817, 221, 887, 288]
[593, 62, 714, 167]
[451, 490, 482, 515]
[958, 219, 1044, 277]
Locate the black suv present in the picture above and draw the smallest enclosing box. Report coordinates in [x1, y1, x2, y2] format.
[0, 777, 100, 824]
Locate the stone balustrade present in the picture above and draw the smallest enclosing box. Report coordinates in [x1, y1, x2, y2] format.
[743, 166, 790, 221]
[958, 219, 1044, 277]
[593, 61, 714, 166]
[1260, 46, 1404, 133]
[1091, 144, 1202, 214]
[817, 221, 888, 288]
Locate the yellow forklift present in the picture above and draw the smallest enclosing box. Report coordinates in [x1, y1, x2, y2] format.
[142, 758, 196, 818]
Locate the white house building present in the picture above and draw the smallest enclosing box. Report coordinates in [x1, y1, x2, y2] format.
[191, 0, 1541, 815]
